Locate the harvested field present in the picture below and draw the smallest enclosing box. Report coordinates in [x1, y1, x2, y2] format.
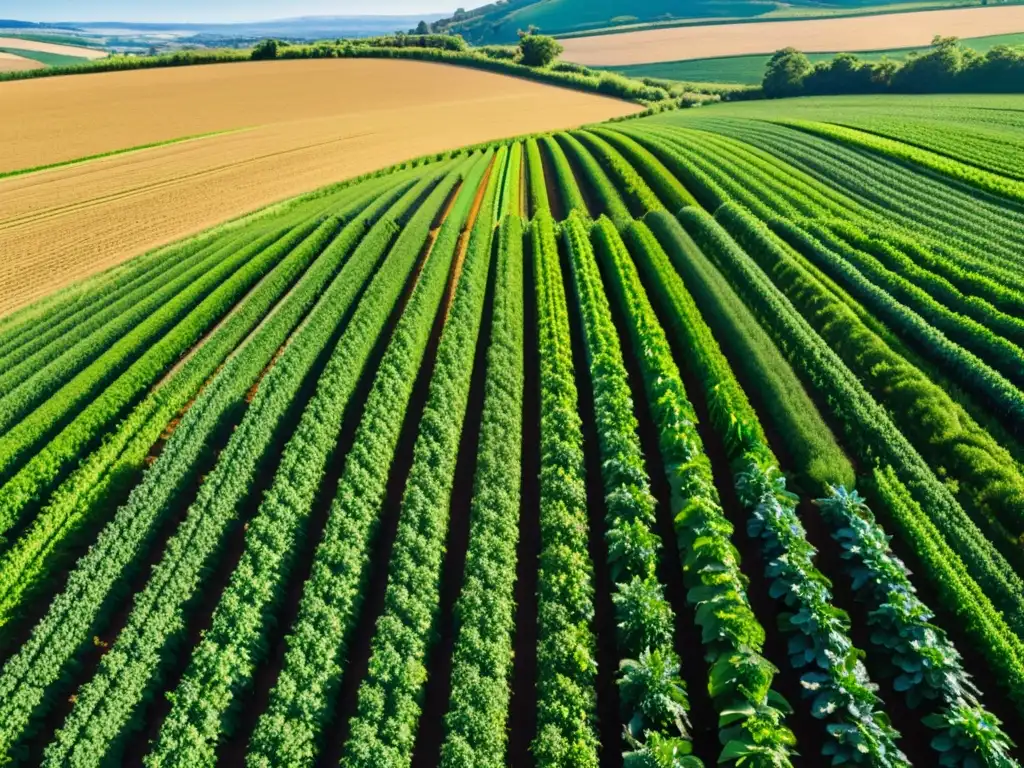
[0, 58, 639, 315]
[0, 37, 107, 60]
[560, 5, 1024, 65]
[0, 51, 43, 73]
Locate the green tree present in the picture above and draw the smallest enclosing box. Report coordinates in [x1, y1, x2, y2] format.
[893, 36, 966, 91]
[518, 30, 563, 67]
[251, 39, 279, 60]
[762, 47, 812, 97]
[416, 20, 431, 34]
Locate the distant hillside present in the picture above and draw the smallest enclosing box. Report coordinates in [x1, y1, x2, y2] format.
[0, 20, 80, 31]
[69, 16, 447, 38]
[432, 0, 981, 43]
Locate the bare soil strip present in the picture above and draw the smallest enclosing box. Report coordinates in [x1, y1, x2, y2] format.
[0, 59, 638, 318]
[560, 5, 1024, 66]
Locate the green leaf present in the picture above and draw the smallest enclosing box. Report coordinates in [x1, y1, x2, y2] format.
[719, 739, 754, 762]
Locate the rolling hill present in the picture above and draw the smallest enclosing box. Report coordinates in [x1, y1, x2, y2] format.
[432, 0, 972, 42]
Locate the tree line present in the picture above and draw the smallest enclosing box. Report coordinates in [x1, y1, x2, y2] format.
[764, 36, 1024, 97]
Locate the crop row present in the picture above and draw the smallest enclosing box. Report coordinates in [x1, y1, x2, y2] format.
[0, 167, 446, 763]
[824, 219, 1024, 341]
[588, 128, 696, 214]
[243, 149, 495, 768]
[540, 135, 587, 219]
[39, 163, 467, 766]
[599, 216, 797, 765]
[0, 225, 301, 486]
[642, 211, 905, 765]
[572, 131, 662, 219]
[714, 205, 1024, 599]
[0, 177, 415, 636]
[530, 210, 600, 766]
[145, 152, 489, 768]
[0, 231, 241, 394]
[675, 205, 1024, 711]
[439, 213, 526, 767]
[688, 119, 1024, 269]
[563, 212, 694, 759]
[774, 218, 1024, 434]
[0, 218, 341, 546]
[524, 138, 550, 218]
[555, 133, 630, 227]
[0, 226, 231, 369]
[629, 121, 1024, 308]
[825, 115, 1024, 181]
[786, 120, 1024, 206]
[634, 215, 852, 494]
[819, 488, 1017, 765]
[340, 147, 504, 767]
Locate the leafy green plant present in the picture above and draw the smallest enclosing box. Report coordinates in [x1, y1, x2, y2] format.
[600, 217, 795, 766]
[563, 213, 692, 758]
[818, 487, 1018, 768]
[620, 650, 691, 740]
[738, 462, 908, 767]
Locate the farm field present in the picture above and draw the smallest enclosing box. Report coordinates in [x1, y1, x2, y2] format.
[0, 59, 638, 316]
[0, 90, 1022, 767]
[0, 37, 107, 60]
[0, 48, 94, 69]
[434, 0, 987, 42]
[560, 4, 1024, 65]
[0, 52, 41, 73]
[602, 31, 1024, 83]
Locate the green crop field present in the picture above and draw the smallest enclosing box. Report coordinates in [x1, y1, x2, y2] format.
[1, 92, 1024, 768]
[602, 32, 1024, 83]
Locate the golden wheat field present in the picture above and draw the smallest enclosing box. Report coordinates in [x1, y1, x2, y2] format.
[559, 5, 1024, 66]
[0, 58, 639, 315]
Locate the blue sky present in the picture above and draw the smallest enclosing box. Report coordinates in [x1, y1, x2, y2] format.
[2, 1, 450, 23]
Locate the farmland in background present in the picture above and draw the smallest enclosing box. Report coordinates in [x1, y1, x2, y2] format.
[432, 0, 1004, 42]
[601, 30, 1024, 83]
[0, 37, 107, 60]
[0, 52, 41, 73]
[559, 4, 1024, 66]
[0, 59, 638, 316]
[0, 89, 1022, 768]
[0, 37, 105, 71]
